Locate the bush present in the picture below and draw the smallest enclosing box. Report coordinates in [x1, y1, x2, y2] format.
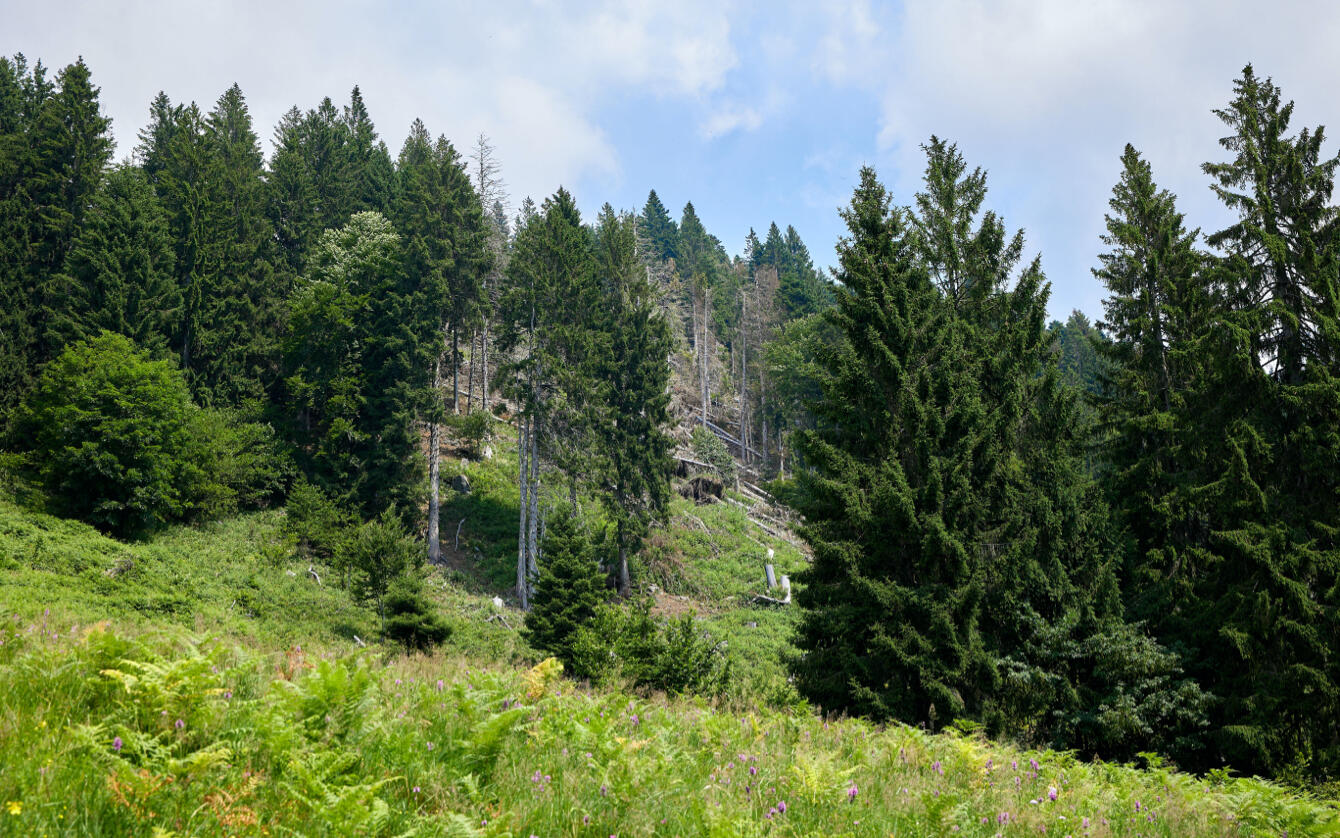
[283, 478, 351, 559]
[569, 600, 729, 694]
[446, 410, 495, 458]
[9, 333, 205, 537]
[188, 403, 289, 519]
[336, 508, 422, 618]
[382, 575, 452, 651]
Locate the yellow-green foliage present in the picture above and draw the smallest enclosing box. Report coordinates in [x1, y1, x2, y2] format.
[0, 623, 1336, 837]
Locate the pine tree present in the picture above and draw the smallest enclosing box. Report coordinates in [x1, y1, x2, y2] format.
[1159, 66, 1340, 776]
[41, 165, 179, 354]
[496, 188, 599, 608]
[591, 204, 674, 595]
[639, 189, 678, 263]
[522, 511, 606, 666]
[791, 166, 995, 724]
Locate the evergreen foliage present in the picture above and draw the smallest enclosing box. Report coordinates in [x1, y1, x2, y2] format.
[382, 574, 453, 651]
[522, 511, 606, 669]
[40, 165, 180, 355]
[638, 189, 678, 263]
[591, 205, 675, 594]
[281, 211, 426, 518]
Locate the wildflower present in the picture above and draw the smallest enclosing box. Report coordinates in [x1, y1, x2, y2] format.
[631, 714, 639, 726]
[600, 784, 608, 797]
[777, 801, 787, 814]
[1048, 786, 1058, 801]
[998, 812, 1011, 825]
[1134, 801, 1141, 812]
[847, 783, 858, 803]
[426, 742, 434, 751]
[224, 690, 232, 700]
[1030, 758, 1039, 772]
[583, 815, 590, 825]
[112, 736, 123, 752]
[413, 786, 421, 794]
[436, 679, 444, 692]
[932, 760, 943, 775]
[6, 801, 21, 816]
[985, 758, 993, 771]
[174, 718, 185, 730]
[749, 766, 757, 776]
[1081, 817, 1090, 829]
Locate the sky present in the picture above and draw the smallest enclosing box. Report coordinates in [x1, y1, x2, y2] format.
[7, 0, 1340, 321]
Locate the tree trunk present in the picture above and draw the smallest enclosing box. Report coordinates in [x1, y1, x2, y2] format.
[517, 414, 530, 610]
[466, 329, 476, 413]
[451, 327, 460, 415]
[617, 516, 631, 596]
[527, 419, 540, 583]
[481, 319, 490, 409]
[428, 356, 442, 564]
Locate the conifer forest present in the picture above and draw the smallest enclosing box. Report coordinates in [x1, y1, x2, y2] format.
[2, 46, 1340, 836]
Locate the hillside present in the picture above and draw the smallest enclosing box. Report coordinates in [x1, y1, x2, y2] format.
[2, 475, 1339, 836]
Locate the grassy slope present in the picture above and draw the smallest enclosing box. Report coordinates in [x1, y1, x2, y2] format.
[1, 459, 1338, 835]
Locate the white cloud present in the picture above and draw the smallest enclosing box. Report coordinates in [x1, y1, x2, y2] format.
[1, 0, 740, 209]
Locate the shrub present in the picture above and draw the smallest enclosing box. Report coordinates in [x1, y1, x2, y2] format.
[336, 508, 422, 618]
[569, 599, 729, 694]
[9, 333, 205, 537]
[446, 410, 495, 458]
[382, 575, 452, 651]
[283, 478, 351, 559]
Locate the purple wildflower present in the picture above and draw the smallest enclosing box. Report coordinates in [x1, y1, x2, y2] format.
[1134, 801, 1142, 812]
[749, 766, 757, 776]
[777, 801, 787, 814]
[932, 760, 943, 775]
[847, 783, 858, 803]
[436, 679, 444, 692]
[413, 786, 421, 793]
[174, 718, 185, 730]
[112, 736, 123, 752]
[1048, 786, 1058, 801]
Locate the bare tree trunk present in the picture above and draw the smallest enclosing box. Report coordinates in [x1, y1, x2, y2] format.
[517, 414, 530, 609]
[466, 329, 476, 413]
[427, 359, 442, 565]
[527, 419, 540, 583]
[617, 515, 631, 596]
[481, 320, 490, 409]
[451, 328, 461, 415]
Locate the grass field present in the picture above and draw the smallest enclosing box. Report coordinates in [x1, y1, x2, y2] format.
[2, 447, 1338, 836]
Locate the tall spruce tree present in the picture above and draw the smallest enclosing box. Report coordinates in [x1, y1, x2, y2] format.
[393, 120, 489, 563]
[791, 167, 995, 724]
[1161, 66, 1340, 777]
[591, 204, 674, 595]
[496, 188, 599, 608]
[41, 165, 179, 354]
[639, 189, 678, 263]
[0, 56, 112, 414]
[282, 210, 429, 518]
[522, 510, 606, 667]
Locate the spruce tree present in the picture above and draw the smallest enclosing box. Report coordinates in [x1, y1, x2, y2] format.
[791, 166, 994, 724]
[591, 205, 674, 595]
[522, 511, 606, 667]
[1168, 66, 1340, 776]
[41, 165, 179, 354]
[496, 188, 599, 607]
[639, 189, 678, 263]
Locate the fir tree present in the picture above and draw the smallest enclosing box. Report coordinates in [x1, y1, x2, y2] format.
[791, 166, 995, 725]
[591, 205, 674, 595]
[41, 165, 180, 354]
[639, 189, 678, 263]
[522, 511, 606, 667]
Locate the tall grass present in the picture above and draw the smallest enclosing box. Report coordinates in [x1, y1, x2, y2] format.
[0, 622, 1334, 836]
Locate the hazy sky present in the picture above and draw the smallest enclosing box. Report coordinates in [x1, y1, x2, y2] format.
[7, 1, 1340, 320]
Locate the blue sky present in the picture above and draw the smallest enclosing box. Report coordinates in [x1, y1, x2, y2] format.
[8, 0, 1340, 320]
